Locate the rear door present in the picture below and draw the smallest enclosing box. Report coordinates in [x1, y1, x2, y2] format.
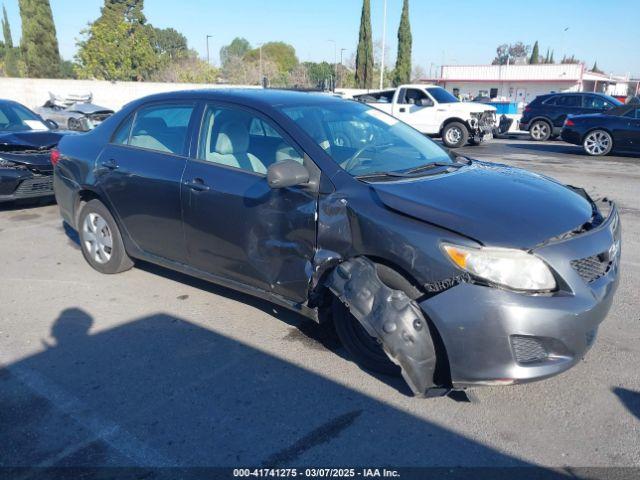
[552, 95, 582, 127]
[619, 107, 640, 150]
[181, 103, 318, 303]
[97, 102, 197, 262]
[393, 88, 437, 133]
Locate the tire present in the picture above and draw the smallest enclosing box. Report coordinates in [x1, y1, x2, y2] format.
[332, 298, 401, 376]
[77, 199, 133, 274]
[441, 122, 469, 148]
[583, 129, 613, 156]
[529, 120, 552, 141]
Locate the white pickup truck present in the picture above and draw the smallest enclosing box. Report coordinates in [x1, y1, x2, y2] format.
[352, 84, 497, 148]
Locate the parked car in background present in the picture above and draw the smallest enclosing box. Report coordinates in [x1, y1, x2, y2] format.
[35, 92, 114, 132]
[353, 84, 497, 148]
[54, 90, 620, 397]
[520, 92, 622, 141]
[561, 104, 640, 156]
[0, 99, 67, 203]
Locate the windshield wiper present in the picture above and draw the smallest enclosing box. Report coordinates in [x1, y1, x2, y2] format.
[355, 171, 412, 180]
[403, 156, 472, 175]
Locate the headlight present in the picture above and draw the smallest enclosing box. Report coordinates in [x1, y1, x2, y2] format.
[442, 243, 556, 292]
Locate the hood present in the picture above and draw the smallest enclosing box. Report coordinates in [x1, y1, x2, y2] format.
[371, 162, 595, 249]
[445, 102, 496, 114]
[0, 131, 64, 171]
[67, 102, 114, 115]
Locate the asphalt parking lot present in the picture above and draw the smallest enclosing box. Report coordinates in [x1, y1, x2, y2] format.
[1, 138, 639, 471]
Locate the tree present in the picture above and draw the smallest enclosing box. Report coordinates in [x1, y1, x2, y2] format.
[591, 61, 604, 74]
[76, 0, 159, 81]
[1, 5, 20, 76]
[492, 42, 530, 65]
[392, 0, 412, 86]
[561, 54, 581, 64]
[149, 27, 188, 61]
[355, 0, 374, 88]
[244, 41, 298, 83]
[549, 50, 555, 64]
[544, 48, 550, 64]
[529, 41, 539, 64]
[18, 0, 61, 77]
[220, 37, 251, 67]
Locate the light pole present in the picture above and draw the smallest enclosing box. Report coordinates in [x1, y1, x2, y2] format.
[340, 48, 347, 88]
[328, 40, 337, 91]
[380, 0, 387, 89]
[258, 43, 264, 86]
[206, 35, 213, 65]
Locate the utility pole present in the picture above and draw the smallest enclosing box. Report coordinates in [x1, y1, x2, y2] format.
[380, 0, 387, 90]
[340, 48, 347, 88]
[206, 35, 213, 65]
[258, 43, 263, 86]
[329, 40, 337, 91]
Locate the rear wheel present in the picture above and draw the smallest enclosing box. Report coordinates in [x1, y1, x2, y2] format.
[583, 130, 613, 156]
[441, 122, 469, 148]
[529, 120, 552, 141]
[78, 199, 133, 274]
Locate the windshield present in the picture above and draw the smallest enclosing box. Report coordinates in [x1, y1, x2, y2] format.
[0, 102, 48, 132]
[426, 87, 459, 104]
[279, 100, 453, 177]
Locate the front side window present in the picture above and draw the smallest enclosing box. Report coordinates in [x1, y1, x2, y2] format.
[426, 87, 459, 104]
[129, 104, 194, 155]
[197, 105, 303, 175]
[280, 100, 453, 177]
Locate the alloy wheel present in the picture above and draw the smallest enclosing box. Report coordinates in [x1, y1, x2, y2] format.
[82, 212, 113, 264]
[584, 131, 611, 156]
[531, 122, 549, 140]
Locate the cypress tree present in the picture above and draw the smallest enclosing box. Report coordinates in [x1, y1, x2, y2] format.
[18, 0, 61, 77]
[393, 0, 412, 86]
[1, 5, 19, 76]
[544, 48, 550, 64]
[355, 0, 374, 89]
[549, 50, 555, 64]
[529, 41, 539, 64]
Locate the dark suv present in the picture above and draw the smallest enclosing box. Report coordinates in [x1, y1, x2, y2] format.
[520, 92, 622, 141]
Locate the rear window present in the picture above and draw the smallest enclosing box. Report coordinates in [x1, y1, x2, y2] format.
[555, 95, 582, 107]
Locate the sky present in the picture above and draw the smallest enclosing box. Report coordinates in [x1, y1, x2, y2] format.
[3, 0, 640, 76]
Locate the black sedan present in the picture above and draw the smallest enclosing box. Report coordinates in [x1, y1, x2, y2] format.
[0, 99, 68, 203]
[561, 104, 640, 156]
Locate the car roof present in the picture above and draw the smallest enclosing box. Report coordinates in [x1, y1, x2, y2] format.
[128, 88, 349, 110]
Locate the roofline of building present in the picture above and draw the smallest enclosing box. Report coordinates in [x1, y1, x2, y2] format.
[419, 78, 581, 83]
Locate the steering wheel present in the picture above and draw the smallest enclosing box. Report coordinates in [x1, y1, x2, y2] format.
[340, 145, 374, 173]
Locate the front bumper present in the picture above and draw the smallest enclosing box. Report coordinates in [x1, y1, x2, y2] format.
[419, 206, 621, 388]
[0, 169, 54, 203]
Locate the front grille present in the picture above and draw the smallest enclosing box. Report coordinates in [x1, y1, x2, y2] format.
[14, 175, 54, 198]
[571, 254, 609, 284]
[511, 335, 548, 364]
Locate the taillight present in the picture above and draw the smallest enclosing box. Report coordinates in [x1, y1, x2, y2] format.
[50, 149, 61, 166]
[564, 119, 575, 127]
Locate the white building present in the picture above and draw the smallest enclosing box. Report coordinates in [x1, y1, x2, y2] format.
[423, 64, 631, 104]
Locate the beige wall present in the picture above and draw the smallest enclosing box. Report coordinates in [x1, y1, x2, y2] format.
[0, 77, 260, 111]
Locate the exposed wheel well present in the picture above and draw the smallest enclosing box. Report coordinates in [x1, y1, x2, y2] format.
[318, 256, 453, 388]
[74, 189, 102, 228]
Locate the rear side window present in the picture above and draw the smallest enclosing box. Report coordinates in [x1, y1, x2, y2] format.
[624, 108, 640, 119]
[555, 95, 581, 107]
[129, 104, 194, 155]
[541, 96, 558, 106]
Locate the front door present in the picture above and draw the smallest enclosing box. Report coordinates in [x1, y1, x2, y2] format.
[394, 88, 438, 133]
[181, 103, 317, 303]
[97, 102, 196, 262]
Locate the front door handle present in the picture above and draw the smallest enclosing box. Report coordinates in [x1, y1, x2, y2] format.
[100, 159, 119, 170]
[399, 107, 406, 113]
[185, 178, 210, 192]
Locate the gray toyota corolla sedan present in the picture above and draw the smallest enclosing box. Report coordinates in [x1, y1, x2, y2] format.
[53, 89, 621, 396]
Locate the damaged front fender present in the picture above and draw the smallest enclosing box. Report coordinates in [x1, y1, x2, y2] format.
[327, 257, 437, 396]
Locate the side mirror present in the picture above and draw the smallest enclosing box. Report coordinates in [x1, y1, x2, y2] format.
[417, 98, 434, 107]
[45, 119, 59, 130]
[267, 160, 310, 189]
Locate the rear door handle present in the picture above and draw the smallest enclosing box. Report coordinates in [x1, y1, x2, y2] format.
[100, 159, 119, 170]
[185, 178, 210, 192]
